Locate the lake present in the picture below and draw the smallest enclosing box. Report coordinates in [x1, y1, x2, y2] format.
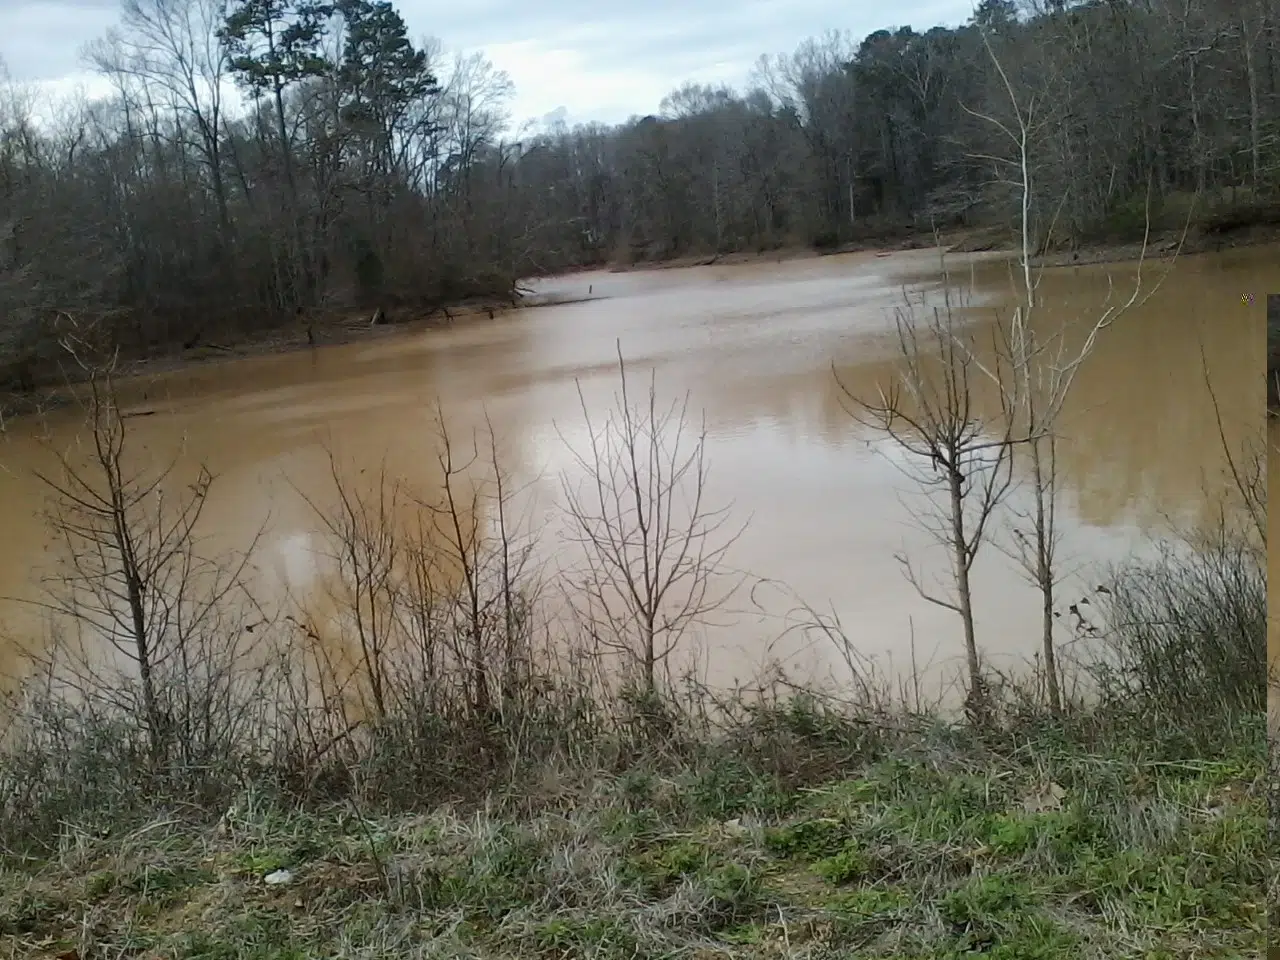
[0, 245, 1270, 702]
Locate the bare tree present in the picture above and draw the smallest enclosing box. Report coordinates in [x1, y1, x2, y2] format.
[295, 454, 404, 721]
[558, 346, 743, 697]
[840, 290, 1014, 722]
[17, 337, 264, 769]
[1200, 344, 1267, 552]
[92, 0, 234, 236]
[291, 408, 540, 731]
[0, 1, 1271, 399]
[959, 32, 1075, 713]
[953, 21, 1181, 713]
[413, 405, 538, 719]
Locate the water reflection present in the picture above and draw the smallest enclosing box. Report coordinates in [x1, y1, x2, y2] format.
[0, 245, 1269, 699]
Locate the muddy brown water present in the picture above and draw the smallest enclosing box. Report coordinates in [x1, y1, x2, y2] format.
[0, 246, 1271, 701]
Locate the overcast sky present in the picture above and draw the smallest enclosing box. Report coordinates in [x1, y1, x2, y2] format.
[1, 0, 977, 130]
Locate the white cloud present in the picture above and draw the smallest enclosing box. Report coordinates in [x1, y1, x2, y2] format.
[481, 39, 675, 129]
[0, 0, 979, 130]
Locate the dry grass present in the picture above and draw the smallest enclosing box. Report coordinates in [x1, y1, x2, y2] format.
[0, 696, 1266, 960]
[0, 344, 1268, 959]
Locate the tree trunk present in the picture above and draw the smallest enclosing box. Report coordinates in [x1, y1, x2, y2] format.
[643, 615, 657, 695]
[273, 79, 297, 204]
[109, 450, 163, 759]
[1243, 19, 1263, 189]
[1029, 436, 1061, 714]
[950, 464, 983, 715]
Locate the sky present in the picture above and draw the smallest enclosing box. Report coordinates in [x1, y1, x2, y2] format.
[0, 0, 977, 131]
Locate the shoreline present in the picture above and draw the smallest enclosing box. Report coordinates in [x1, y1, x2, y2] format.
[534, 220, 1278, 276]
[2, 225, 1274, 422]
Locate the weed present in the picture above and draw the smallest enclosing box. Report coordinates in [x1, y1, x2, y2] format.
[764, 818, 848, 860]
[812, 843, 870, 885]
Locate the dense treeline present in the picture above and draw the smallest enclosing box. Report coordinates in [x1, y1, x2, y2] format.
[0, 0, 525, 389]
[0, 0, 1277, 391]
[518, 0, 1280, 264]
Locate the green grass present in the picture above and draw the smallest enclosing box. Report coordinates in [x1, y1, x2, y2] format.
[0, 718, 1267, 960]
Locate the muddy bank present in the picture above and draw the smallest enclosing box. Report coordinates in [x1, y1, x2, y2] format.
[604, 232, 949, 275]
[0, 296, 523, 421]
[4, 223, 1274, 423]
[602, 218, 1280, 276]
[1028, 222, 1280, 269]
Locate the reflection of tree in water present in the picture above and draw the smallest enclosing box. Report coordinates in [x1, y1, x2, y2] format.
[702, 252, 1269, 539]
[285, 455, 494, 728]
[0, 318, 545, 693]
[996, 256, 1267, 535]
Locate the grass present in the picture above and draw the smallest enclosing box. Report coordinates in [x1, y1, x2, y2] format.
[0, 706, 1267, 960]
[0, 365, 1267, 958]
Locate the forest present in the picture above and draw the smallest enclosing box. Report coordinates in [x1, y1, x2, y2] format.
[0, 0, 1276, 391]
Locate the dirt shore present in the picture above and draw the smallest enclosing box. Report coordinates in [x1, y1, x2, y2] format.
[1028, 222, 1280, 268]
[2, 224, 1275, 422]
[602, 220, 1280, 275]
